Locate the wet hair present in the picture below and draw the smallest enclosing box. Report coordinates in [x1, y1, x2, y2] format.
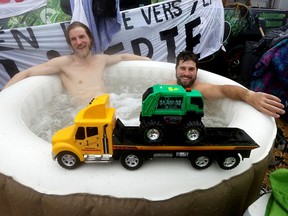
[65, 21, 94, 48]
[175, 50, 199, 69]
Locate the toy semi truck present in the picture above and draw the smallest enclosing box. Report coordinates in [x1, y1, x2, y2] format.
[52, 85, 259, 171]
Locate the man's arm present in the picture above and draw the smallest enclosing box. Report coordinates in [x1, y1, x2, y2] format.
[105, 53, 151, 66]
[3, 57, 64, 89]
[194, 83, 285, 118]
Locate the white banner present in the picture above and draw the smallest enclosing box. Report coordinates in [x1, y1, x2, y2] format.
[0, 0, 47, 19]
[109, 0, 224, 62]
[0, 0, 224, 90]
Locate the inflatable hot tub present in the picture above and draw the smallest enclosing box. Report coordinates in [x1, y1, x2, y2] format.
[0, 61, 276, 216]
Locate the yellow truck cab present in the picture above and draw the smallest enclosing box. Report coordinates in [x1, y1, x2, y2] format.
[52, 94, 116, 169]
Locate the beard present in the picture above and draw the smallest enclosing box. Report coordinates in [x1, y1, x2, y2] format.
[176, 75, 196, 88]
[73, 44, 92, 58]
[74, 48, 90, 58]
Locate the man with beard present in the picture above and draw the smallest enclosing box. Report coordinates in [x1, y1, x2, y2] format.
[4, 21, 150, 105]
[166, 50, 285, 118]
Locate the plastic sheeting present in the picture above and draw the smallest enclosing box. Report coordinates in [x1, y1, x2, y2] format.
[0, 0, 47, 19]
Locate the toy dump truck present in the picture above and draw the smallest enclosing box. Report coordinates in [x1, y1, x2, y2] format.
[52, 85, 259, 171]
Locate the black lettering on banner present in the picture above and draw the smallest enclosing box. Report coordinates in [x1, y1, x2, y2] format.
[131, 38, 153, 58]
[141, 7, 153, 25]
[171, 0, 182, 17]
[46, 50, 61, 60]
[142, 0, 182, 25]
[0, 59, 19, 78]
[0, 30, 14, 51]
[162, 2, 175, 20]
[185, 17, 201, 51]
[122, 12, 134, 30]
[153, 4, 163, 23]
[10, 27, 39, 49]
[60, 22, 69, 45]
[202, 0, 211, 7]
[104, 43, 125, 55]
[190, 1, 198, 15]
[162, 0, 183, 20]
[160, 27, 178, 63]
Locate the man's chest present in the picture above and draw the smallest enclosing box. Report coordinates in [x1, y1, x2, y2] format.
[63, 63, 104, 80]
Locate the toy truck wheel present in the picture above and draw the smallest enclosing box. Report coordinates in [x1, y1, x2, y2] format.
[121, 151, 144, 170]
[190, 153, 213, 170]
[217, 153, 240, 170]
[141, 120, 164, 143]
[57, 151, 80, 169]
[183, 121, 205, 144]
[145, 128, 162, 143]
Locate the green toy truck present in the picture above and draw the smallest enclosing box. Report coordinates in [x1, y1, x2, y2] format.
[140, 84, 205, 144]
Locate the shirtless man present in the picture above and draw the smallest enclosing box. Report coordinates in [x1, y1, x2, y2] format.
[166, 50, 285, 118]
[4, 21, 150, 104]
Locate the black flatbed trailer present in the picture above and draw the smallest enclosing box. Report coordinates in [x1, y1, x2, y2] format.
[114, 118, 258, 147]
[112, 119, 259, 170]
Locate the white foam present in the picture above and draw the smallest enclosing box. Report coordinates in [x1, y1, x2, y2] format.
[30, 92, 227, 142]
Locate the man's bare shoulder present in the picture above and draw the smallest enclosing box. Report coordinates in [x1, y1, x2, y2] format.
[91, 53, 108, 60]
[193, 81, 212, 90]
[48, 55, 73, 66]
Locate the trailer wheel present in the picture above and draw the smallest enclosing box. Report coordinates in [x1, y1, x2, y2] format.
[217, 154, 240, 170]
[57, 151, 80, 169]
[121, 152, 144, 170]
[141, 120, 164, 143]
[190, 153, 213, 170]
[183, 121, 205, 144]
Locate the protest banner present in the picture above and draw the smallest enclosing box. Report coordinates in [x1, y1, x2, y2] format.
[0, 0, 224, 89]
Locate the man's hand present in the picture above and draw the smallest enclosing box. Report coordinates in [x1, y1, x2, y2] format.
[246, 91, 285, 118]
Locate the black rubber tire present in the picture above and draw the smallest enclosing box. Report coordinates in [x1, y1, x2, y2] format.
[182, 121, 205, 144]
[120, 151, 144, 170]
[190, 153, 213, 170]
[140, 119, 165, 144]
[57, 151, 80, 170]
[217, 153, 240, 170]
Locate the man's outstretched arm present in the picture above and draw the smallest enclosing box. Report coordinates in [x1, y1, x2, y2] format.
[194, 83, 285, 118]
